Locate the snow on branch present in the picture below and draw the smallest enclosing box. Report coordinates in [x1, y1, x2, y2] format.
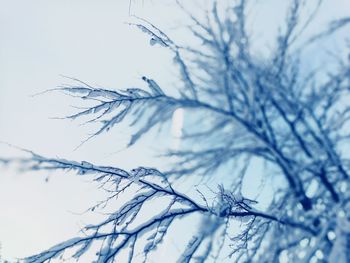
[1, 150, 317, 262]
[1, 0, 350, 262]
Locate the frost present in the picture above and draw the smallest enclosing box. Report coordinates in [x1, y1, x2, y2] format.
[328, 214, 350, 263]
[141, 76, 164, 96]
[149, 38, 157, 46]
[73, 241, 92, 259]
[327, 231, 336, 241]
[81, 161, 93, 169]
[24, 237, 82, 263]
[4, 1, 350, 262]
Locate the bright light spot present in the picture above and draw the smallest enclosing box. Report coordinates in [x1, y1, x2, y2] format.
[340, 182, 347, 193]
[315, 250, 324, 260]
[306, 179, 318, 198]
[279, 251, 288, 263]
[171, 108, 184, 138]
[327, 231, 336, 241]
[310, 256, 318, 263]
[298, 251, 306, 258]
[309, 238, 316, 247]
[300, 238, 308, 247]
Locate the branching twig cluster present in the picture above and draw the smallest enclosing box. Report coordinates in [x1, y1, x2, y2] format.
[1, 0, 350, 262]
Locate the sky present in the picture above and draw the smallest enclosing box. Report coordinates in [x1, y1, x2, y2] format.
[0, 0, 349, 261]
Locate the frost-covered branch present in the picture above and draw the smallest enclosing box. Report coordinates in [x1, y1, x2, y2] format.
[2, 0, 350, 262]
[3, 151, 316, 262]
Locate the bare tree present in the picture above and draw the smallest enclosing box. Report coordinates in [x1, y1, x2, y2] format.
[1, 0, 350, 262]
